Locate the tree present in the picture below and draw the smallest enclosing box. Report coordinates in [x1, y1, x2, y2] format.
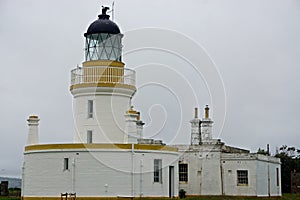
[275, 145, 300, 193]
[257, 147, 269, 155]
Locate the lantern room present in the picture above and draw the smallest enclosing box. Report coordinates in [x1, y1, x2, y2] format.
[84, 6, 123, 62]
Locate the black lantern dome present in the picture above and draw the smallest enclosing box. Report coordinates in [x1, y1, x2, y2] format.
[84, 6, 122, 62]
[84, 7, 120, 36]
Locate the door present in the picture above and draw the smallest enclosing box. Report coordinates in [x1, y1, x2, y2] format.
[169, 166, 174, 198]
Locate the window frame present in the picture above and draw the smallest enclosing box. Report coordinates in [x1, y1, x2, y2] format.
[237, 170, 248, 186]
[154, 159, 162, 183]
[87, 130, 93, 144]
[85, 33, 122, 62]
[88, 100, 93, 118]
[179, 163, 188, 182]
[63, 158, 69, 171]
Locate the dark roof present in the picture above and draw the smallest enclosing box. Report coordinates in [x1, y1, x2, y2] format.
[84, 13, 120, 36]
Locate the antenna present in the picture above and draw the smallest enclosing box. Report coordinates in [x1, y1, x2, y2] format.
[107, 2, 115, 21]
[112, 1, 115, 21]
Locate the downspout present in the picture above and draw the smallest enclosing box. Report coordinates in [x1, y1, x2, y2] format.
[131, 144, 135, 197]
[21, 162, 25, 198]
[72, 157, 76, 193]
[220, 158, 224, 195]
[140, 155, 144, 197]
[199, 120, 202, 144]
[268, 157, 270, 197]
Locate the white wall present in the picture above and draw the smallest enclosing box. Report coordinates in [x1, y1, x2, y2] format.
[179, 150, 202, 195]
[23, 147, 178, 198]
[256, 159, 269, 196]
[256, 155, 281, 197]
[269, 162, 281, 196]
[72, 87, 135, 144]
[177, 145, 282, 197]
[221, 154, 257, 196]
[178, 145, 223, 196]
[221, 153, 281, 197]
[201, 151, 222, 195]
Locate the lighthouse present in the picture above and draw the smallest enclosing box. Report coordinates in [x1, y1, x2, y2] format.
[22, 7, 178, 199]
[21, 5, 282, 199]
[70, 7, 136, 144]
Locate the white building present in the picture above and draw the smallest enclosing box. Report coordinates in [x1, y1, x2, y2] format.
[22, 7, 178, 199]
[22, 6, 281, 199]
[175, 106, 281, 197]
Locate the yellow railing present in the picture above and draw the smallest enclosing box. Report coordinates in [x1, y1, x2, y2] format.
[70, 66, 135, 86]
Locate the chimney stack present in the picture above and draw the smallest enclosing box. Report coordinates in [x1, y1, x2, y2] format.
[190, 107, 201, 145]
[201, 105, 213, 142]
[27, 115, 40, 145]
[205, 105, 209, 119]
[194, 107, 198, 118]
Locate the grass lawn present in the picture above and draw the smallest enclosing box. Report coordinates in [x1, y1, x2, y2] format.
[0, 194, 299, 200]
[146, 194, 300, 200]
[184, 193, 300, 200]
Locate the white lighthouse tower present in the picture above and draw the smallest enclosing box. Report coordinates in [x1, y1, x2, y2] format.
[70, 7, 136, 144]
[22, 7, 179, 199]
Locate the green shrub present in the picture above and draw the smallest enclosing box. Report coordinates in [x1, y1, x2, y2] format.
[179, 189, 186, 199]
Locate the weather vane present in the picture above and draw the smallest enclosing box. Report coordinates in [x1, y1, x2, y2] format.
[101, 2, 115, 20]
[102, 6, 109, 15]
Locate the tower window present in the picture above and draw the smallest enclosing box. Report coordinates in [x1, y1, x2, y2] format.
[64, 158, 69, 170]
[237, 170, 248, 186]
[88, 100, 93, 118]
[87, 130, 93, 144]
[179, 163, 188, 182]
[154, 159, 162, 183]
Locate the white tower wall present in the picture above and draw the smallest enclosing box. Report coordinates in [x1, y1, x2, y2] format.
[72, 87, 135, 144]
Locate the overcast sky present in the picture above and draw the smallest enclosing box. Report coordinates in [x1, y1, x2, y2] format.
[0, 0, 299, 178]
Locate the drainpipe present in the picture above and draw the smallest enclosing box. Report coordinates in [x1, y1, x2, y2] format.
[131, 144, 135, 197]
[268, 157, 270, 197]
[21, 162, 25, 198]
[72, 158, 76, 193]
[140, 155, 144, 197]
[220, 159, 224, 195]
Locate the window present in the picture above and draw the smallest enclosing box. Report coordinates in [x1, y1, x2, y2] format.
[179, 164, 188, 182]
[64, 158, 69, 170]
[154, 159, 162, 183]
[85, 34, 122, 62]
[87, 130, 93, 144]
[276, 168, 279, 186]
[237, 170, 248, 186]
[88, 100, 93, 118]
